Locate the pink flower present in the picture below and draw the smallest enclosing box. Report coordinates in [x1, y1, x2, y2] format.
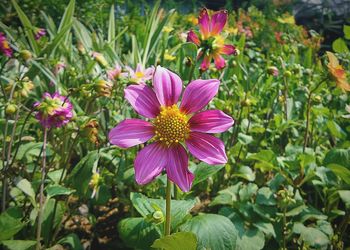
[187, 9, 237, 71]
[0, 32, 13, 57]
[109, 66, 234, 192]
[125, 63, 155, 84]
[34, 92, 73, 128]
[34, 28, 46, 40]
[107, 63, 128, 80]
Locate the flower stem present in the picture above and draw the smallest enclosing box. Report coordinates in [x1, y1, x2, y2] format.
[36, 127, 48, 250]
[165, 178, 172, 236]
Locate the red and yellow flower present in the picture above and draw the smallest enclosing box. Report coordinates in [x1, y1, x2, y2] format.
[326, 52, 350, 92]
[187, 9, 237, 71]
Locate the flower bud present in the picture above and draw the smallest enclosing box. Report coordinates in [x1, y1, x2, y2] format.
[95, 79, 113, 97]
[5, 104, 17, 115]
[284, 70, 292, 78]
[82, 119, 99, 145]
[278, 95, 285, 103]
[241, 98, 251, 107]
[152, 210, 164, 224]
[77, 41, 86, 55]
[267, 66, 279, 76]
[19, 49, 32, 61]
[92, 52, 108, 68]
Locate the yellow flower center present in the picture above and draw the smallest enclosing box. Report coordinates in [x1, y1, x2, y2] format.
[2, 41, 10, 49]
[135, 71, 144, 79]
[153, 105, 190, 145]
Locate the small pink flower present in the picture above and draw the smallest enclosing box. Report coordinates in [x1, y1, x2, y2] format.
[54, 62, 66, 75]
[107, 63, 128, 80]
[34, 92, 73, 128]
[187, 9, 237, 71]
[34, 28, 46, 40]
[125, 63, 154, 84]
[0, 32, 13, 57]
[109, 66, 234, 192]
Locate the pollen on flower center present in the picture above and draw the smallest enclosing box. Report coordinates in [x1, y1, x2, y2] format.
[135, 71, 144, 78]
[153, 105, 190, 145]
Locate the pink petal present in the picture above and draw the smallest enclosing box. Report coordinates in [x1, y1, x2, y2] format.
[134, 142, 167, 185]
[200, 54, 211, 71]
[109, 119, 154, 148]
[153, 66, 182, 106]
[180, 79, 220, 114]
[213, 54, 226, 69]
[221, 45, 236, 55]
[124, 84, 160, 118]
[210, 10, 228, 35]
[166, 144, 194, 192]
[187, 30, 200, 46]
[189, 110, 234, 133]
[186, 132, 227, 165]
[198, 9, 210, 39]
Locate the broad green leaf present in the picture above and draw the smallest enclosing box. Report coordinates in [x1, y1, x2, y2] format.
[14, 178, 36, 206]
[118, 218, 161, 249]
[338, 190, 350, 208]
[58, 233, 83, 250]
[232, 166, 255, 181]
[293, 223, 330, 248]
[151, 232, 197, 250]
[46, 185, 75, 198]
[344, 25, 350, 40]
[256, 187, 276, 206]
[238, 133, 253, 145]
[0, 208, 25, 241]
[1, 240, 36, 250]
[326, 120, 346, 139]
[332, 38, 349, 53]
[130, 192, 196, 230]
[42, 199, 66, 243]
[248, 150, 277, 171]
[180, 214, 238, 250]
[323, 148, 350, 168]
[328, 164, 350, 184]
[192, 162, 225, 186]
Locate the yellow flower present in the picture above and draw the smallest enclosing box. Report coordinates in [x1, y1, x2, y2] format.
[326, 52, 350, 92]
[164, 50, 176, 61]
[163, 26, 174, 33]
[187, 15, 198, 25]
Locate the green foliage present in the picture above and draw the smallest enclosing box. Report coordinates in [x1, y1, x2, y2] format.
[151, 232, 197, 250]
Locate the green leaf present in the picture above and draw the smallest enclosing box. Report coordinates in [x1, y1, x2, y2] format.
[14, 178, 36, 206]
[328, 164, 350, 184]
[42, 199, 66, 244]
[210, 184, 240, 206]
[11, 0, 39, 54]
[108, 5, 115, 50]
[232, 166, 255, 181]
[58, 233, 83, 250]
[68, 150, 99, 196]
[344, 25, 350, 40]
[248, 150, 278, 171]
[326, 121, 346, 139]
[338, 190, 350, 208]
[180, 214, 238, 250]
[293, 223, 330, 248]
[151, 232, 197, 250]
[46, 185, 75, 198]
[58, 0, 75, 32]
[192, 162, 225, 186]
[238, 133, 253, 145]
[118, 218, 161, 249]
[130, 192, 196, 230]
[0, 209, 25, 241]
[332, 38, 349, 53]
[324, 148, 350, 168]
[256, 187, 276, 206]
[1, 240, 36, 250]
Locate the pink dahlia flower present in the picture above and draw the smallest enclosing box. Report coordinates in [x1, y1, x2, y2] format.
[187, 9, 237, 71]
[125, 63, 154, 84]
[34, 92, 73, 128]
[109, 66, 234, 192]
[0, 32, 13, 57]
[34, 28, 46, 40]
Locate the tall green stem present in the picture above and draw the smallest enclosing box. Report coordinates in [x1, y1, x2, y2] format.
[165, 178, 172, 236]
[36, 127, 48, 250]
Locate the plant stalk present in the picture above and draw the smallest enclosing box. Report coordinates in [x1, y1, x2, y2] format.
[165, 177, 172, 236]
[36, 127, 48, 250]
